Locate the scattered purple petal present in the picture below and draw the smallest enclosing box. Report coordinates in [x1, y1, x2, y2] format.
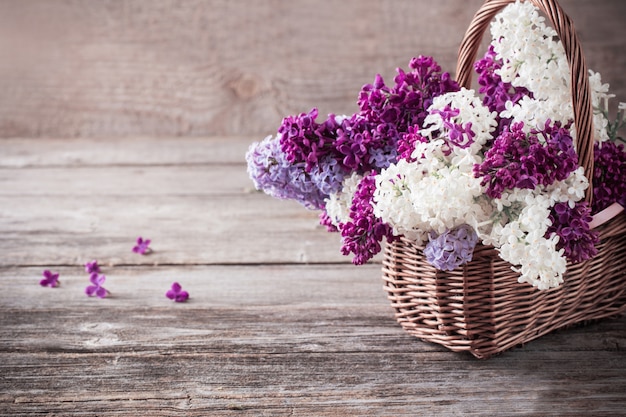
[166, 282, 189, 303]
[85, 273, 109, 298]
[132, 237, 152, 255]
[40, 270, 60, 288]
[84, 260, 101, 274]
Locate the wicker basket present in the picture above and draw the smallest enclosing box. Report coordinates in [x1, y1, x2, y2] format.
[381, 0, 626, 359]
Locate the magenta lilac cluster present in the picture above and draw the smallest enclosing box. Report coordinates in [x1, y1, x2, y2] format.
[474, 120, 578, 199]
[246, 56, 458, 264]
[474, 45, 532, 130]
[339, 174, 396, 265]
[592, 141, 626, 213]
[546, 202, 599, 263]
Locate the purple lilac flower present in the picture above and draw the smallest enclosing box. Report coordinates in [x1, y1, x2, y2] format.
[40, 270, 60, 288]
[353, 56, 459, 171]
[132, 237, 152, 254]
[334, 114, 375, 171]
[85, 273, 109, 298]
[397, 126, 428, 162]
[474, 120, 578, 199]
[339, 174, 395, 265]
[84, 260, 100, 274]
[424, 224, 479, 271]
[474, 45, 532, 131]
[592, 140, 626, 213]
[309, 156, 347, 196]
[246, 136, 328, 209]
[166, 282, 189, 303]
[278, 108, 343, 173]
[546, 202, 599, 263]
[319, 211, 339, 232]
[432, 105, 476, 150]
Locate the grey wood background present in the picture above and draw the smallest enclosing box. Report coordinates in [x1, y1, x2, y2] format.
[0, 0, 625, 138]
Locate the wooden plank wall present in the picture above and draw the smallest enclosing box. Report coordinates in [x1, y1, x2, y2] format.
[0, 0, 625, 138]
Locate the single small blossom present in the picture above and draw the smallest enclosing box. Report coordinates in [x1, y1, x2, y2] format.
[40, 270, 60, 288]
[84, 260, 100, 274]
[166, 282, 189, 302]
[132, 237, 152, 254]
[85, 273, 109, 298]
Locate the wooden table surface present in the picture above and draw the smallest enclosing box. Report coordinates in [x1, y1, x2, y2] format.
[1, 137, 625, 416]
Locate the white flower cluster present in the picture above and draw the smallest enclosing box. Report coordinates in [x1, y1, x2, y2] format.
[494, 0, 622, 143]
[493, 1, 572, 132]
[371, 1, 607, 289]
[373, 88, 497, 245]
[324, 172, 362, 227]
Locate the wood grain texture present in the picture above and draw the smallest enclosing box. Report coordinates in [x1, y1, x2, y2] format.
[1, 137, 625, 416]
[0, 0, 624, 138]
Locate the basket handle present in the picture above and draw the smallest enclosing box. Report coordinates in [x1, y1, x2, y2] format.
[456, 0, 594, 204]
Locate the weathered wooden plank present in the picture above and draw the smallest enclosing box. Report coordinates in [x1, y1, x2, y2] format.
[1, 349, 625, 416]
[0, 165, 253, 196]
[0, 193, 349, 266]
[1, 265, 625, 416]
[0, 0, 624, 138]
[0, 136, 253, 167]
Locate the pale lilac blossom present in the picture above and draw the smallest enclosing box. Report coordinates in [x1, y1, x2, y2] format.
[424, 224, 479, 271]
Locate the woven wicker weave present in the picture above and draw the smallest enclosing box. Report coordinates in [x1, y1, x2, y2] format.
[381, 0, 626, 359]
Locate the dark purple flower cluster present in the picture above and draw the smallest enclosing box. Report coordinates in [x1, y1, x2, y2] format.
[424, 224, 479, 271]
[474, 120, 578, 198]
[357, 56, 459, 155]
[592, 140, 626, 213]
[546, 202, 599, 263]
[278, 108, 342, 172]
[474, 45, 532, 130]
[339, 174, 396, 265]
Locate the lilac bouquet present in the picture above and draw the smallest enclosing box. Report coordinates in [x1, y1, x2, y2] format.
[247, 1, 625, 290]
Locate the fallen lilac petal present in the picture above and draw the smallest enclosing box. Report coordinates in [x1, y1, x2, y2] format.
[86, 273, 109, 298]
[166, 282, 189, 303]
[84, 260, 100, 274]
[132, 237, 152, 255]
[40, 270, 60, 288]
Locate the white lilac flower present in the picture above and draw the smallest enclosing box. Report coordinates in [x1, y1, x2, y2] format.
[491, 2, 573, 128]
[588, 70, 616, 142]
[373, 159, 427, 242]
[324, 172, 363, 228]
[544, 166, 588, 206]
[486, 189, 568, 289]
